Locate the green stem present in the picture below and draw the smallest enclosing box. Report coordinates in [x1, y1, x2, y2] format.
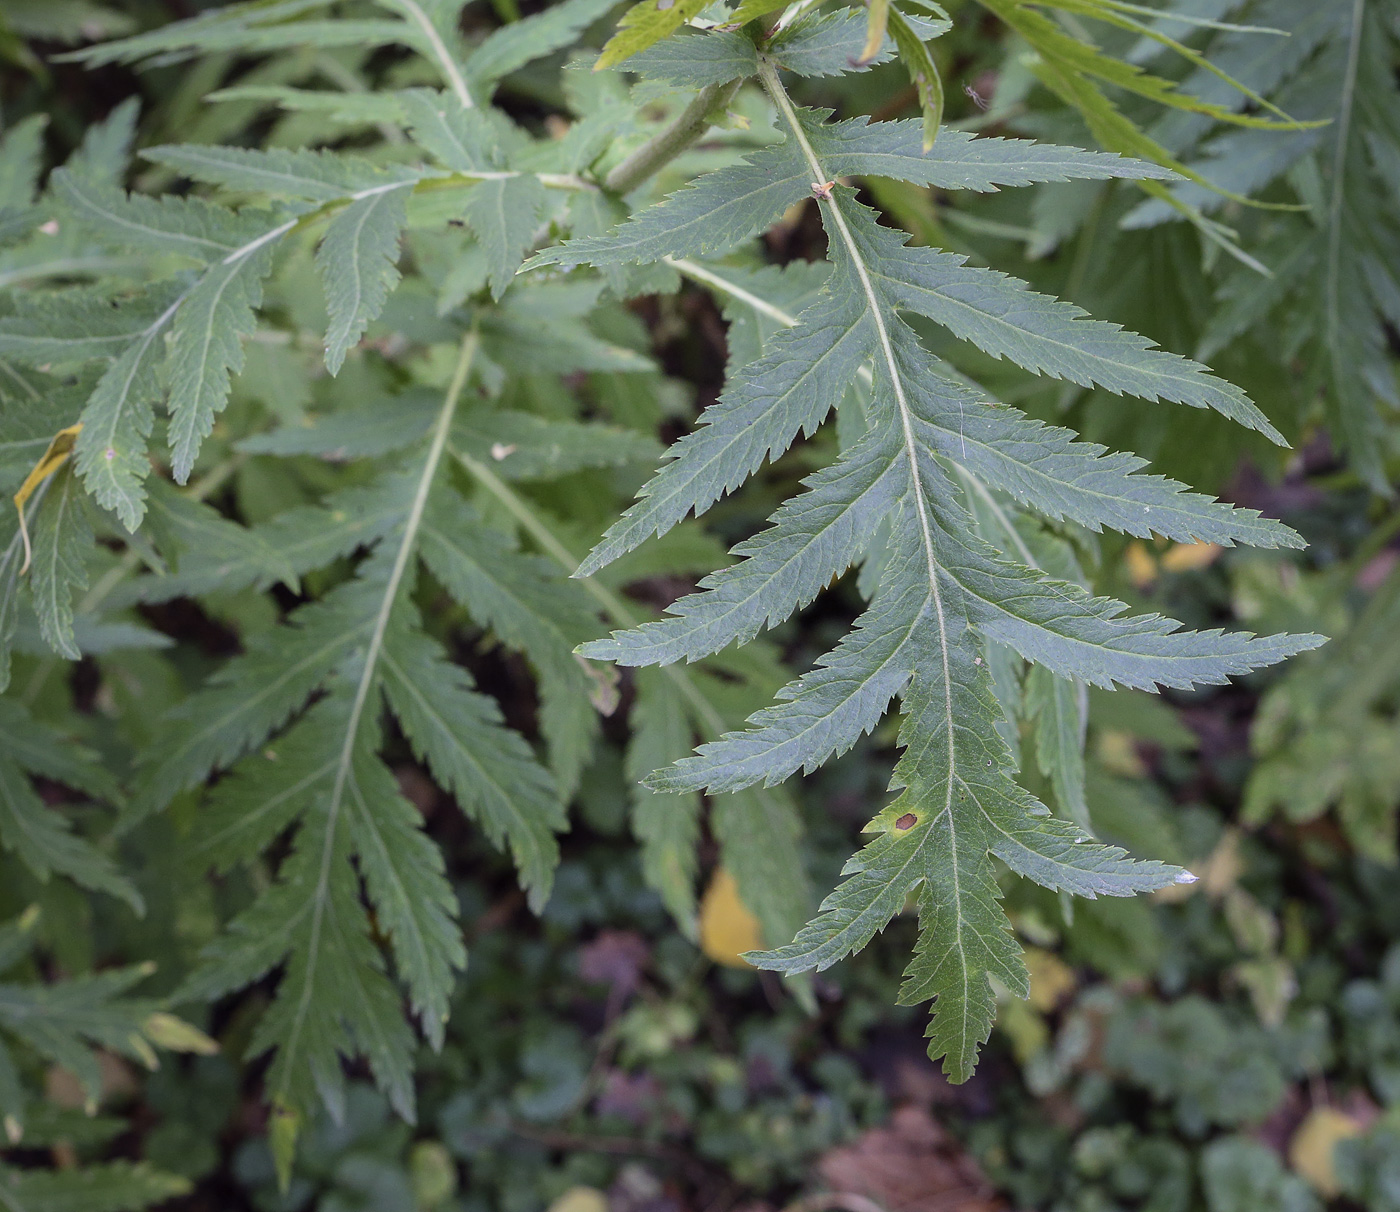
[394, 0, 474, 108]
[79, 453, 248, 617]
[328, 328, 477, 776]
[451, 446, 728, 735]
[604, 79, 744, 196]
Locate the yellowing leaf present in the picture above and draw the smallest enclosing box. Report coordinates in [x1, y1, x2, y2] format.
[1199, 827, 1243, 898]
[1233, 955, 1296, 1028]
[1023, 946, 1076, 1011]
[1123, 539, 1157, 589]
[1223, 886, 1278, 955]
[1289, 1107, 1364, 1197]
[725, 0, 789, 25]
[996, 994, 1048, 1062]
[1095, 729, 1146, 778]
[858, 0, 891, 66]
[1161, 541, 1222, 573]
[269, 1101, 300, 1193]
[410, 1141, 457, 1208]
[142, 1012, 220, 1056]
[547, 1188, 609, 1212]
[699, 867, 763, 967]
[13, 422, 81, 575]
[596, 0, 711, 70]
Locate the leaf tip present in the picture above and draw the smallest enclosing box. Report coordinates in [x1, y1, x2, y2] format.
[269, 1101, 301, 1193]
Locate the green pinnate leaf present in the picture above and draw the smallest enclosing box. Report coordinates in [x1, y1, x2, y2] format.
[596, 0, 712, 72]
[887, 6, 945, 151]
[460, 174, 547, 300]
[0, 285, 181, 368]
[0, 702, 139, 911]
[0, 1162, 190, 1212]
[51, 169, 273, 261]
[1027, 666, 1091, 831]
[0, 0, 1339, 1132]
[399, 89, 498, 172]
[28, 464, 90, 662]
[769, 6, 950, 78]
[380, 620, 565, 909]
[143, 144, 413, 203]
[626, 669, 703, 936]
[166, 243, 276, 482]
[566, 64, 1317, 1081]
[626, 30, 759, 88]
[317, 182, 412, 374]
[337, 698, 466, 1048]
[467, 0, 620, 85]
[0, 115, 46, 216]
[72, 322, 165, 531]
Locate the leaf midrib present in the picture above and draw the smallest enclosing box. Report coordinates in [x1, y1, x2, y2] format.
[275, 326, 478, 1100]
[59, 173, 239, 257]
[761, 59, 968, 1020]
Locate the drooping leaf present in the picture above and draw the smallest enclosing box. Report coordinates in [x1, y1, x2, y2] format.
[561, 69, 1317, 1080]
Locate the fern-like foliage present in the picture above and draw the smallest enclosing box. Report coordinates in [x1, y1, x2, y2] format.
[1123, 0, 1400, 490]
[0, 0, 615, 546]
[0, 0, 1332, 1142]
[131, 340, 586, 1128]
[0, 14, 617, 694]
[0, 699, 140, 912]
[0, 908, 196, 1210]
[603, 0, 1317, 262]
[0, 0, 818, 1144]
[538, 34, 1321, 1079]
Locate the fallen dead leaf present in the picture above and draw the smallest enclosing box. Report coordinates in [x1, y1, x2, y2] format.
[699, 868, 762, 968]
[1024, 947, 1076, 1012]
[578, 930, 649, 1002]
[1160, 542, 1222, 573]
[1095, 730, 1146, 779]
[1199, 828, 1244, 899]
[817, 1104, 1007, 1212]
[1289, 1106, 1365, 1198]
[1124, 541, 1157, 589]
[45, 1051, 139, 1112]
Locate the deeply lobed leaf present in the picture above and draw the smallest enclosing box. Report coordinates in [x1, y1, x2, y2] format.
[561, 57, 1318, 1079]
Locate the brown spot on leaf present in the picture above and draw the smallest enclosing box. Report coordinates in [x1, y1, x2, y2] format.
[896, 812, 918, 830]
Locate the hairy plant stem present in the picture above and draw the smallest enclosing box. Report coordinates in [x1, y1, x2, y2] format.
[604, 78, 744, 196]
